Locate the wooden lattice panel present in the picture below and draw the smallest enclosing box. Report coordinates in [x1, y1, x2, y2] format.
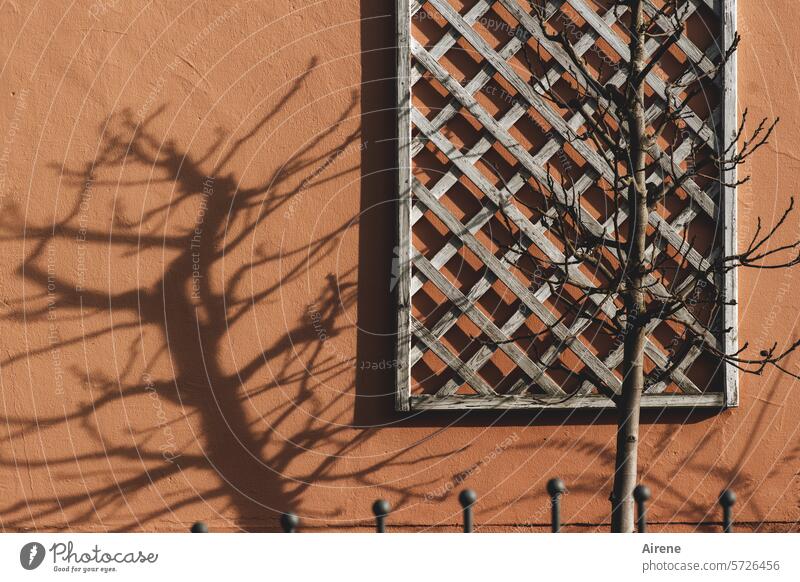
[395, 0, 738, 410]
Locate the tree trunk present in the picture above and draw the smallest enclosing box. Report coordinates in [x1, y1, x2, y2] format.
[611, 0, 648, 533]
[610, 321, 646, 532]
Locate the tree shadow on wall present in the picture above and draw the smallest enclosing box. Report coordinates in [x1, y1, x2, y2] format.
[0, 62, 448, 532]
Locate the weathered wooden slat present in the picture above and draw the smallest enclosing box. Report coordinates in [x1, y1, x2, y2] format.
[499, 0, 720, 229]
[414, 252, 565, 395]
[414, 4, 719, 273]
[579, 246, 722, 395]
[412, 115, 592, 367]
[410, 392, 726, 410]
[396, 0, 413, 411]
[410, 2, 626, 230]
[643, 1, 717, 78]
[412, 111, 613, 303]
[519, 210, 712, 397]
[411, 116, 625, 395]
[427, 0, 617, 180]
[412, 0, 686, 225]
[411, 1, 623, 158]
[646, 344, 704, 395]
[412, 35, 717, 294]
[412, 111, 712, 392]
[410, 109, 628, 379]
[411, 0, 571, 87]
[564, 0, 716, 148]
[498, 0, 718, 221]
[414, 112, 718, 398]
[414, 178, 624, 393]
[721, 0, 738, 407]
[410, 0, 497, 85]
[411, 39, 607, 236]
[411, 22, 523, 158]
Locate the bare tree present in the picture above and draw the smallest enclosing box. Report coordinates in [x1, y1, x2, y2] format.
[475, 1, 800, 532]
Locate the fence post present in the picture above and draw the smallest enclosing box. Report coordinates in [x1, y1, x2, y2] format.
[546, 478, 566, 532]
[372, 499, 391, 533]
[190, 522, 208, 533]
[633, 485, 651, 533]
[459, 489, 477, 533]
[719, 490, 736, 533]
[280, 512, 299, 533]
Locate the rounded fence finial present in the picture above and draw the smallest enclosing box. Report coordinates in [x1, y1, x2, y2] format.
[719, 489, 736, 533]
[190, 521, 208, 533]
[634, 485, 652, 502]
[372, 499, 391, 533]
[459, 489, 477, 533]
[719, 489, 736, 507]
[546, 478, 566, 533]
[458, 489, 477, 508]
[546, 478, 566, 497]
[280, 512, 299, 533]
[372, 499, 391, 516]
[634, 484, 651, 533]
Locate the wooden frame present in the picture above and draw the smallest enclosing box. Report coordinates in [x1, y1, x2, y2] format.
[721, 0, 738, 408]
[396, 0, 413, 412]
[395, 0, 738, 411]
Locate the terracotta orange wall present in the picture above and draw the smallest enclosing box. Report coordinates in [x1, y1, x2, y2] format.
[0, 1, 798, 532]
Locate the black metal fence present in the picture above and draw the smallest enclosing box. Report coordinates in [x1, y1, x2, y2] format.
[190, 480, 738, 533]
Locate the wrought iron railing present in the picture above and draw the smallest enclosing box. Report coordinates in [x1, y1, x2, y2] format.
[190, 480, 738, 533]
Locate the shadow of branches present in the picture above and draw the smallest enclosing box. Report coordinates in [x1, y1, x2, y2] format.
[0, 61, 447, 532]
